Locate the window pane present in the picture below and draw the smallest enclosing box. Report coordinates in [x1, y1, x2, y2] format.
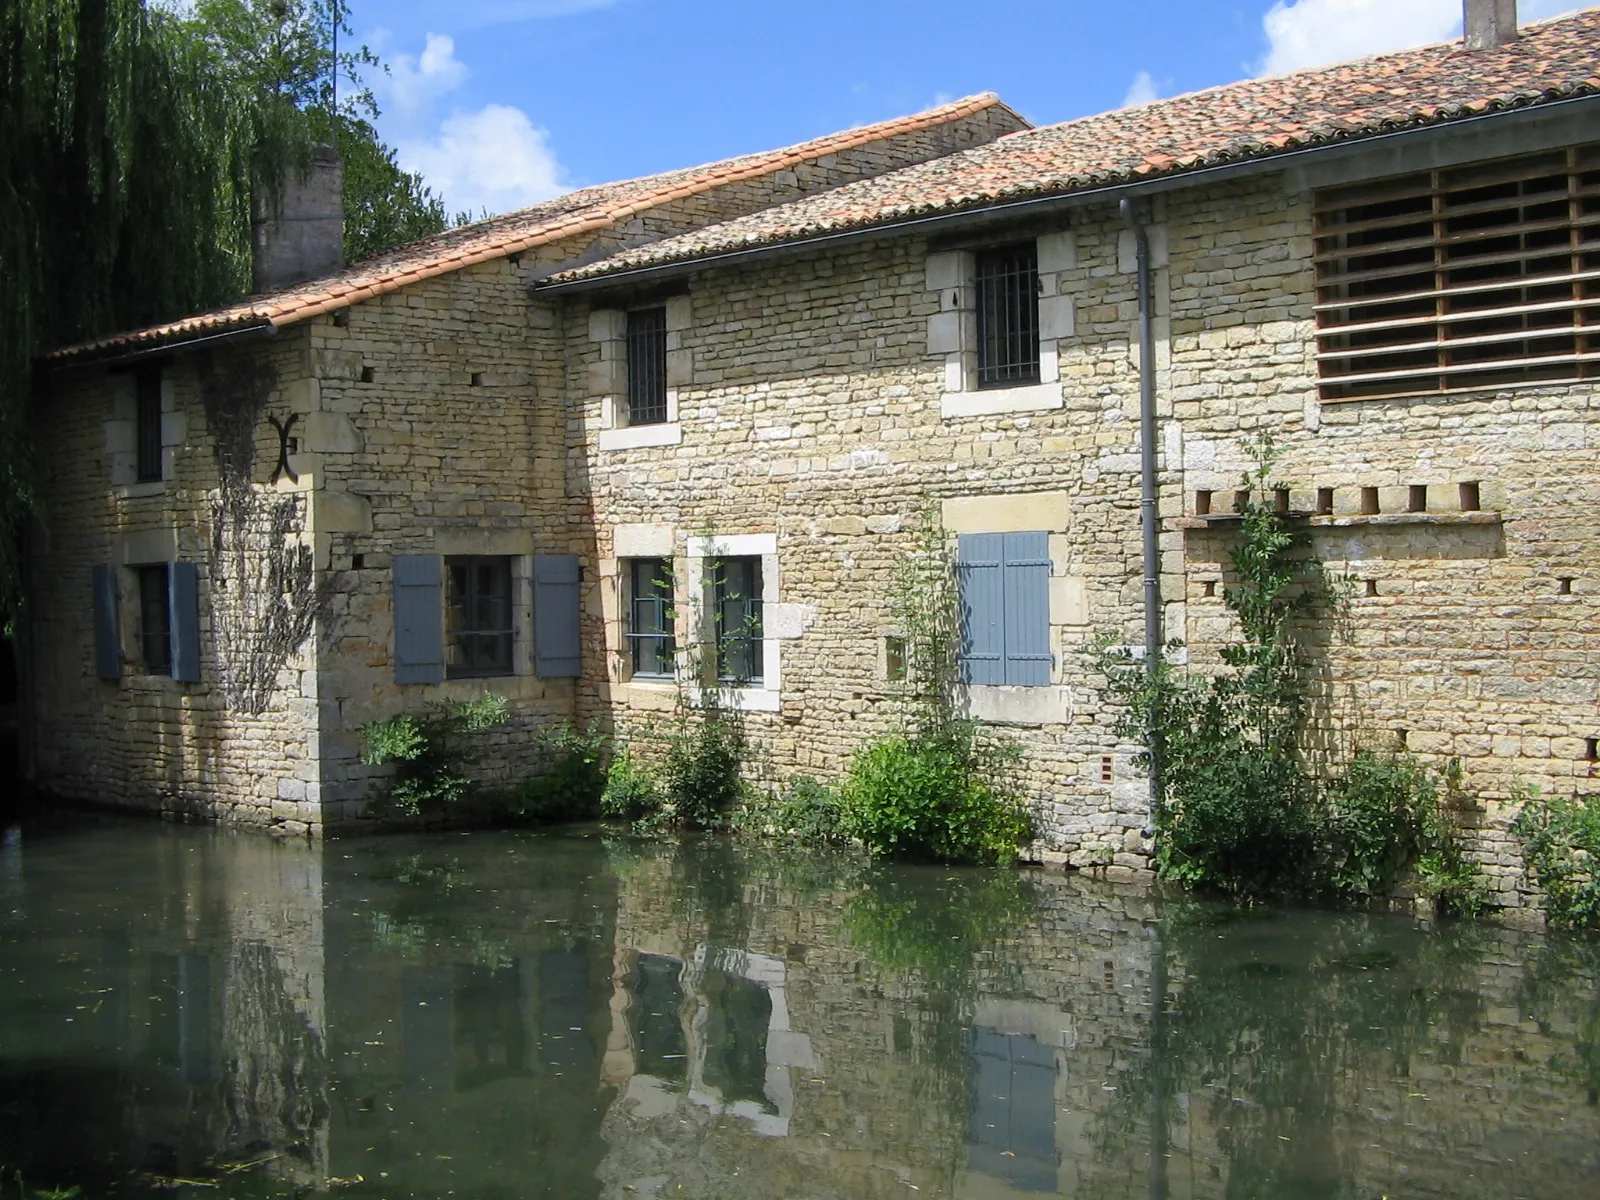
[976, 244, 1040, 389]
[445, 556, 513, 677]
[626, 307, 669, 426]
[138, 564, 171, 673]
[628, 558, 674, 678]
[714, 557, 763, 685]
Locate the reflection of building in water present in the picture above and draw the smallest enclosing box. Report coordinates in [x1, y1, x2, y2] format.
[605, 943, 819, 1139]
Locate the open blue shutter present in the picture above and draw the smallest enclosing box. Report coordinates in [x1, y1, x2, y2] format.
[533, 554, 581, 678]
[93, 564, 121, 680]
[393, 555, 444, 684]
[958, 534, 1005, 685]
[1001, 532, 1052, 686]
[169, 561, 201, 682]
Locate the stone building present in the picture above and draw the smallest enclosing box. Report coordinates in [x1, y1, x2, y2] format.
[22, 5, 1600, 892]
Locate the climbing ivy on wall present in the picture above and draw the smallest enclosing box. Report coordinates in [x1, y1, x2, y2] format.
[199, 358, 323, 714]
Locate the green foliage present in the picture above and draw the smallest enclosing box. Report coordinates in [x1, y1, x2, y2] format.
[0, 1, 447, 609]
[1515, 788, 1600, 930]
[657, 700, 747, 829]
[600, 747, 661, 823]
[838, 731, 1032, 865]
[775, 776, 850, 844]
[479, 721, 611, 825]
[359, 694, 509, 817]
[1099, 437, 1482, 908]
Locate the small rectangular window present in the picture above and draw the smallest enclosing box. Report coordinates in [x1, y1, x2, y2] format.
[626, 558, 675, 679]
[445, 556, 513, 677]
[135, 368, 163, 483]
[975, 244, 1040, 389]
[137, 564, 171, 673]
[713, 556, 763, 685]
[626, 306, 669, 426]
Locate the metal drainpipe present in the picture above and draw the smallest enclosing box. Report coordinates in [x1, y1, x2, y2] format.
[1120, 197, 1164, 830]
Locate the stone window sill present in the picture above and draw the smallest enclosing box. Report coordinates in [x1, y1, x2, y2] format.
[691, 685, 781, 713]
[599, 423, 683, 452]
[115, 480, 169, 500]
[960, 684, 1071, 727]
[940, 382, 1062, 420]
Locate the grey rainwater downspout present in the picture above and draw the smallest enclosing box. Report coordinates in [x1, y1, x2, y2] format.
[1119, 198, 1164, 830]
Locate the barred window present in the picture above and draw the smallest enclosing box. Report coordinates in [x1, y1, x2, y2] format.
[626, 306, 668, 425]
[445, 556, 513, 677]
[976, 244, 1040, 388]
[1315, 144, 1600, 402]
[626, 557, 674, 679]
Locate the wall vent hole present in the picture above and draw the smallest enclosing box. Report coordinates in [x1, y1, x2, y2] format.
[1459, 481, 1481, 512]
[884, 636, 907, 682]
[470, 372, 484, 387]
[351, 553, 365, 571]
[1233, 489, 1250, 512]
[1586, 738, 1598, 762]
[1194, 489, 1213, 516]
[1273, 487, 1291, 514]
[1365, 579, 1379, 598]
[1103, 960, 1115, 989]
[1396, 728, 1408, 749]
[359, 366, 375, 383]
[1100, 755, 1114, 783]
[1360, 486, 1380, 515]
[1315, 487, 1334, 516]
[1201, 580, 1216, 598]
[1558, 578, 1574, 595]
[1408, 485, 1428, 513]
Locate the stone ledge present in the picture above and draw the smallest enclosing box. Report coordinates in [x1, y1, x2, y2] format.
[1167, 511, 1504, 531]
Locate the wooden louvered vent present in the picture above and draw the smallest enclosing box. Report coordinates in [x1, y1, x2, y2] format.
[1314, 144, 1600, 402]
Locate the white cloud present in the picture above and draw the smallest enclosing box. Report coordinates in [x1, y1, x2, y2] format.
[382, 32, 469, 118]
[1122, 71, 1161, 108]
[1259, 0, 1586, 75]
[398, 104, 567, 218]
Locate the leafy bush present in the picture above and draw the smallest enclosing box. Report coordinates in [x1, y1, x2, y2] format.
[657, 703, 747, 830]
[360, 695, 509, 816]
[1515, 789, 1600, 930]
[1326, 751, 1436, 897]
[734, 775, 850, 844]
[600, 747, 660, 822]
[496, 722, 611, 824]
[838, 731, 1032, 865]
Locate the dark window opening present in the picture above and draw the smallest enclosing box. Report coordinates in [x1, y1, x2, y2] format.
[446, 556, 513, 677]
[627, 557, 675, 679]
[626, 306, 669, 426]
[713, 556, 763, 685]
[1314, 142, 1600, 401]
[137, 564, 171, 673]
[885, 635, 907, 682]
[135, 368, 163, 483]
[976, 244, 1040, 388]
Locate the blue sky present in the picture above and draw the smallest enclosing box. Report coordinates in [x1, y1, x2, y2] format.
[353, 0, 1588, 218]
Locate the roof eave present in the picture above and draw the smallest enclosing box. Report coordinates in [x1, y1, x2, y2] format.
[44, 318, 279, 374]
[534, 90, 1600, 297]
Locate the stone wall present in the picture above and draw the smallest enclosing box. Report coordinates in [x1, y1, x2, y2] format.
[25, 331, 327, 834]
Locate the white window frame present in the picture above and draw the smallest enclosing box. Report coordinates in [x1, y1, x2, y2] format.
[685, 533, 781, 712]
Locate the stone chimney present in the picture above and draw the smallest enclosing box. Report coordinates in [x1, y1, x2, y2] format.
[1465, 0, 1518, 50]
[251, 144, 343, 294]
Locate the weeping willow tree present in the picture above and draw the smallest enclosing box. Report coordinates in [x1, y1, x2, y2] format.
[0, 0, 446, 609]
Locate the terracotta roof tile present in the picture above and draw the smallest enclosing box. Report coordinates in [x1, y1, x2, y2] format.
[549, 9, 1600, 285]
[48, 92, 1017, 363]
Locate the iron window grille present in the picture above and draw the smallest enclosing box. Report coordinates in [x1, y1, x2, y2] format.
[446, 556, 514, 677]
[626, 557, 675, 679]
[1314, 143, 1600, 401]
[713, 556, 763, 685]
[626, 306, 669, 426]
[137, 564, 170, 673]
[975, 243, 1041, 388]
[135, 368, 163, 482]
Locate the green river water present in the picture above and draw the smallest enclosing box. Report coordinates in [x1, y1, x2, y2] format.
[1, 815, 1596, 1199]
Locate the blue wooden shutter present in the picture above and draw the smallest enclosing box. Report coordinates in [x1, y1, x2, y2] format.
[958, 534, 1005, 685]
[169, 561, 201, 682]
[93, 564, 121, 680]
[533, 554, 581, 678]
[1001, 532, 1052, 686]
[393, 555, 444, 684]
